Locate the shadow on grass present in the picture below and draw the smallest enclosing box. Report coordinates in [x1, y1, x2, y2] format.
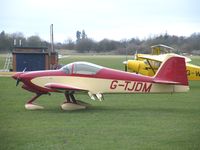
[88, 105, 199, 114]
[38, 104, 199, 115]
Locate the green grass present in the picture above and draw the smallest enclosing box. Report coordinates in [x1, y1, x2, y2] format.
[0, 54, 6, 69]
[59, 55, 128, 70]
[0, 55, 200, 150]
[189, 56, 200, 66]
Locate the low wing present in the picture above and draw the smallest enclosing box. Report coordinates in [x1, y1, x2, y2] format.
[45, 83, 87, 92]
[45, 83, 104, 101]
[137, 53, 191, 63]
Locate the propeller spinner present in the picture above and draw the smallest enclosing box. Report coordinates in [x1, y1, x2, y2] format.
[13, 68, 26, 86]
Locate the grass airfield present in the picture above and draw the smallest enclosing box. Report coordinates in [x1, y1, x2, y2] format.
[0, 55, 200, 150]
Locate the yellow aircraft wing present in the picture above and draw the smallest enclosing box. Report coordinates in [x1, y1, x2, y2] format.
[137, 53, 191, 63]
[129, 53, 200, 80]
[124, 44, 200, 81]
[151, 44, 175, 55]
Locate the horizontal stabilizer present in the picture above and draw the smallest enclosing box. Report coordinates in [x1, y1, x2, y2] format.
[153, 79, 180, 84]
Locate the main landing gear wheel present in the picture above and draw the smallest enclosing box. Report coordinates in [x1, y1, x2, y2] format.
[61, 92, 87, 110]
[61, 103, 86, 111]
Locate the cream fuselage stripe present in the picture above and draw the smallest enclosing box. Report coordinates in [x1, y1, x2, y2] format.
[31, 76, 189, 94]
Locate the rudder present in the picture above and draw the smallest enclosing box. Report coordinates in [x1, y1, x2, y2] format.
[154, 56, 188, 86]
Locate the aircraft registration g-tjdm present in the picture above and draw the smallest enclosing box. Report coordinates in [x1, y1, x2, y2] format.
[13, 55, 189, 111]
[110, 80, 152, 92]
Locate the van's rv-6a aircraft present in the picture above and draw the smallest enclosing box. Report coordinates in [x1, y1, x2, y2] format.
[13, 55, 189, 111]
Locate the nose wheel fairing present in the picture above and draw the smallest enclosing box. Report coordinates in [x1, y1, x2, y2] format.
[25, 94, 44, 110]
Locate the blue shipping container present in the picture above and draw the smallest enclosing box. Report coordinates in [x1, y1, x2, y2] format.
[16, 53, 45, 71]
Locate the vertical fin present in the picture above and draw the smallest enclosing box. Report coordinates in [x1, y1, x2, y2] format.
[154, 56, 188, 86]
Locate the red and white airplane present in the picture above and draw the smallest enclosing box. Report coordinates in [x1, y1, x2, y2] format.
[13, 56, 189, 110]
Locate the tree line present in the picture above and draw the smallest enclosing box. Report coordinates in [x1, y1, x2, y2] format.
[0, 30, 200, 54]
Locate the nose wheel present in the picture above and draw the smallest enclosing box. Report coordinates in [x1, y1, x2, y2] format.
[25, 93, 44, 110]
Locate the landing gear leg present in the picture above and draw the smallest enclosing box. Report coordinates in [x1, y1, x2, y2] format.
[64, 91, 77, 104]
[69, 92, 77, 104]
[27, 93, 42, 104]
[64, 92, 71, 103]
[61, 91, 86, 110]
[25, 93, 44, 110]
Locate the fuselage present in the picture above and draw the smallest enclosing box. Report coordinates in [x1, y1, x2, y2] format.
[13, 63, 188, 95]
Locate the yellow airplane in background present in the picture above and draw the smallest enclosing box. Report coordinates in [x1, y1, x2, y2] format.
[124, 44, 200, 80]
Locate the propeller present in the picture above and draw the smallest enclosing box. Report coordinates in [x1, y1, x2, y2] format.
[16, 78, 20, 86]
[123, 49, 138, 72]
[134, 50, 138, 60]
[123, 60, 128, 71]
[123, 47, 128, 71]
[125, 64, 128, 72]
[16, 67, 26, 86]
[22, 67, 27, 72]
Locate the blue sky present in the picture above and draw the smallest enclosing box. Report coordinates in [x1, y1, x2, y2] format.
[1, 0, 200, 42]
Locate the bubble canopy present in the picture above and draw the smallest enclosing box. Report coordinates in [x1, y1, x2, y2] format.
[60, 62, 103, 75]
